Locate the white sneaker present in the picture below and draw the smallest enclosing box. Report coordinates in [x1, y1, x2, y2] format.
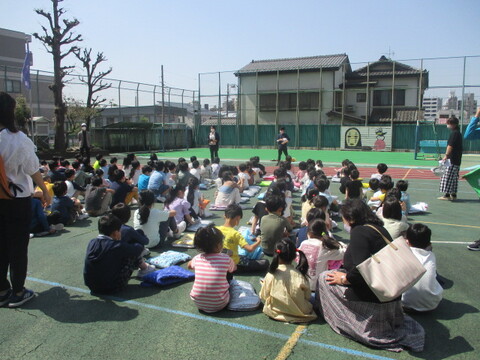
[51, 223, 64, 231]
[203, 210, 213, 218]
[77, 214, 89, 220]
[167, 229, 174, 239]
[140, 247, 150, 257]
[137, 264, 156, 278]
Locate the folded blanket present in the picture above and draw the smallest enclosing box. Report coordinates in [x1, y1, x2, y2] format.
[227, 279, 261, 311]
[146, 251, 192, 268]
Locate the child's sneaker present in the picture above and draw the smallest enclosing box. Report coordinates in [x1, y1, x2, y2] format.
[467, 239, 480, 251]
[77, 213, 89, 220]
[8, 289, 35, 308]
[141, 247, 151, 257]
[51, 223, 64, 231]
[0, 289, 12, 307]
[137, 264, 156, 278]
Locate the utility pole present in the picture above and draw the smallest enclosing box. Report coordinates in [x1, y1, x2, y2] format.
[161, 65, 165, 152]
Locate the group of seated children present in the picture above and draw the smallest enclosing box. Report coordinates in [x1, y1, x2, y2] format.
[80, 153, 443, 323]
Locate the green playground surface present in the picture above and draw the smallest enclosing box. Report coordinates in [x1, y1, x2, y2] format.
[136, 147, 480, 169]
[1, 153, 479, 360]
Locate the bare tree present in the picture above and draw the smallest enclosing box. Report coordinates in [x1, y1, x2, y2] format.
[74, 48, 112, 130]
[33, 0, 82, 151]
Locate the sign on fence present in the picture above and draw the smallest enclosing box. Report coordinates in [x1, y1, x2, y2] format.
[341, 126, 392, 151]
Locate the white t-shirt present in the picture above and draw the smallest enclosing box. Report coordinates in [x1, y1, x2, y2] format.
[0, 129, 39, 198]
[66, 180, 75, 198]
[190, 168, 201, 180]
[133, 207, 169, 248]
[211, 163, 220, 179]
[402, 247, 443, 311]
[238, 172, 250, 189]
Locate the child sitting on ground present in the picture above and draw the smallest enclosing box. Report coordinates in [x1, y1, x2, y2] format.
[365, 178, 380, 202]
[216, 204, 269, 273]
[83, 214, 144, 294]
[345, 169, 363, 200]
[85, 176, 114, 217]
[211, 157, 221, 179]
[133, 190, 181, 248]
[237, 163, 250, 191]
[260, 194, 293, 256]
[296, 161, 308, 183]
[190, 160, 201, 180]
[377, 193, 409, 239]
[137, 165, 152, 191]
[185, 177, 204, 218]
[296, 207, 326, 247]
[188, 225, 236, 313]
[111, 203, 156, 278]
[51, 181, 86, 225]
[396, 180, 412, 214]
[200, 158, 212, 182]
[297, 219, 346, 291]
[110, 169, 138, 208]
[93, 153, 103, 170]
[402, 224, 443, 312]
[165, 185, 197, 228]
[371, 163, 388, 180]
[65, 168, 85, 198]
[301, 188, 319, 225]
[368, 175, 394, 209]
[259, 239, 317, 323]
[315, 160, 323, 172]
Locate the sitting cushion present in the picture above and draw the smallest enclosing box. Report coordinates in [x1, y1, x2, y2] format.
[241, 187, 261, 198]
[259, 180, 272, 187]
[141, 266, 195, 287]
[146, 251, 191, 268]
[257, 191, 267, 200]
[186, 220, 214, 232]
[227, 279, 261, 311]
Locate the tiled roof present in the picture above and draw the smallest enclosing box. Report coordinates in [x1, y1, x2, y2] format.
[349, 56, 425, 78]
[237, 54, 349, 74]
[370, 108, 422, 123]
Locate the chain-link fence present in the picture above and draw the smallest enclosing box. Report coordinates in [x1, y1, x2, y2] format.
[197, 55, 480, 152]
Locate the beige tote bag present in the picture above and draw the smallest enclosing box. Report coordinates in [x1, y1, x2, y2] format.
[356, 225, 426, 303]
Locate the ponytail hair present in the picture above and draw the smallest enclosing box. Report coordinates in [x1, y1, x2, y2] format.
[186, 177, 199, 206]
[301, 188, 319, 203]
[269, 238, 309, 278]
[138, 190, 155, 225]
[128, 160, 140, 180]
[308, 218, 340, 250]
[164, 184, 185, 208]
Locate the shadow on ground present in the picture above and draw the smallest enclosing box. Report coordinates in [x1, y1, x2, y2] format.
[24, 286, 139, 323]
[410, 298, 479, 360]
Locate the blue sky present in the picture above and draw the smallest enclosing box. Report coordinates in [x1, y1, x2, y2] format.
[2, 0, 479, 97]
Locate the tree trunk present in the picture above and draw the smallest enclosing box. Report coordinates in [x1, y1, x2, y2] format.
[52, 0, 66, 151]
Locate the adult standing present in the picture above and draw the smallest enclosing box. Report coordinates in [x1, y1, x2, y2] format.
[438, 116, 463, 201]
[315, 199, 425, 352]
[464, 107, 480, 250]
[208, 126, 220, 162]
[276, 127, 290, 165]
[77, 122, 91, 160]
[0, 92, 51, 308]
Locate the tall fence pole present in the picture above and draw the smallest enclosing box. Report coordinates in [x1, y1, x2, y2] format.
[296, 68, 300, 148]
[317, 67, 323, 149]
[217, 72, 222, 133]
[460, 56, 466, 133]
[366, 63, 370, 126]
[118, 80, 122, 123]
[161, 65, 165, 152]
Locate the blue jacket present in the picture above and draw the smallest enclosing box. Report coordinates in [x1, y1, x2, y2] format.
[464, 116, 480, 140]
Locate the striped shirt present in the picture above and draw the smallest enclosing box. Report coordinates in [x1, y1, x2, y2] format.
[190, 253, 236, 313]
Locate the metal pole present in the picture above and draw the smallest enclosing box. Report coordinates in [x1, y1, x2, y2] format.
[275, 70, 279, 135]
[460, 56, 466, 132]
[217, 72, 221, 132]
[296, 68, 300, 148]
[390, 61, 396, 129]
[236, 77, 240, 148]
[341, 64, 346, 126]
[118, 80, 122, 122]
[197, 73, 201, 146]
[255, 71, 259, 147]
[317, 67, 323, 149]
[161, 65, 165, 152]
[417, 59, 424, 121]
[226, 84, 229, 120]
[366, 63, 370, 126]
[168, 87, 171, 123]
[136, 83, 140, 121]
[181, 89, 185, 123]
[153, 85, 157, 124]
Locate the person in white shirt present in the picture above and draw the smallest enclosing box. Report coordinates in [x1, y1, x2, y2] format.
[237, 163, 250, 191]
[190, 160, 201, 181]
[402, 223, 443, 312]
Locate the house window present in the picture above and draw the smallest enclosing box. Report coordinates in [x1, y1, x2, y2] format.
[356, 93, 366, 103]
[259, 92, 319, 111]
[373, 90, 405, 106]
[6, 80, 21, 93]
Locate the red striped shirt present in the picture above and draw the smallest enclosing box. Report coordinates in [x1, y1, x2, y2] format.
[190, 253, 235, 313]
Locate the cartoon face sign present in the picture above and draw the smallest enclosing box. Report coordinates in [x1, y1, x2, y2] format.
[345, 128, 362, 148]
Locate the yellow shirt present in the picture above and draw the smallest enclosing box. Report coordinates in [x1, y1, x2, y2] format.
[301, 200, 314, 223]
[35, 181, 54, 199]
[216, 225, 248, 264]
[93, 160, 100, 170]
[259, 264, 317, 323]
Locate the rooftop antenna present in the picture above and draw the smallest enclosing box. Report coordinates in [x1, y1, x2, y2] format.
[382, 47, 395, 59]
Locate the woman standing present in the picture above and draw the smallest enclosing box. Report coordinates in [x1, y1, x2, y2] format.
[0, 92, 50, 308]
[208, 126, 220, 162]
[315, 199, 425, 352]
[438, 116, 463, 201]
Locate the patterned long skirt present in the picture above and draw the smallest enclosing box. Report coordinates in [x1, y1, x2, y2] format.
[439, 165, 460, 194]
